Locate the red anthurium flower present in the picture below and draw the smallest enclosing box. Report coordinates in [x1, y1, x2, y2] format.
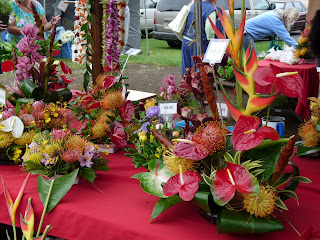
[86, 101, 100, 111]
[53, 49, 60, 57]
[60, 61, 72, 74]
[173, 138, 210, 161]
[253, 64, 302, 99]
[299, 226, 320, 240]
[60, 75, 74, 84]
[49, 82, 66, 91]
[232, 115, 279, 151]
[163, 169, 200, 201]
[1, 60, 15, 72]
[212, 162, 259, 206]
[118, 100, 134, 123]
[103, 75, 120, 89]
[108, 121, 127, 148]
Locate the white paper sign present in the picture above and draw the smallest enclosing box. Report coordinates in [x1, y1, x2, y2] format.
[317, 67, 320, 73]
[58, 1, 69, 12]
[203, 39, 230, 64]
[217, 102, 229, 118]
[159, 101, 178, 115]
[0, 88, 6, 106]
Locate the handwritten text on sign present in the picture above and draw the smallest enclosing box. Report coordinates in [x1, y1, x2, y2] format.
[217, 102, 229, 118]
[203, 39, 230, 64]
[159, 101, 178, 115]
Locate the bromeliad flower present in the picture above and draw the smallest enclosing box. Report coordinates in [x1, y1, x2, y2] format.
[173, 121, 228, 160]
[212, 162, 260, 206]
[232, 115, 279, 151]
[253, 64, 303, 99]
[163, 167, 201, 201]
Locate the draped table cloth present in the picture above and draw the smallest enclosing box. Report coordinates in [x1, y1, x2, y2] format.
[0, 150, 319, 240]
[257, 60, 319, 119]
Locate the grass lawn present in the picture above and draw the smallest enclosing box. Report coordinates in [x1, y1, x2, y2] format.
[120, 38, 272, 67]
[57, 37, 272, 69]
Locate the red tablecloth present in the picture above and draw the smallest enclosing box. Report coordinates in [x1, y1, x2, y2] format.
[0, 150, 319, 240]
[257, 60, 319, 119]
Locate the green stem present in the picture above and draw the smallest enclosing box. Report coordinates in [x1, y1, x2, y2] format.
[265, 85, 275, 126]
[36, 180, 54, 237]
[200, 99, 204, 114]
[22, 235, 25, 240]
[12, 221, 17, 240]
[40, 225, 53, 240]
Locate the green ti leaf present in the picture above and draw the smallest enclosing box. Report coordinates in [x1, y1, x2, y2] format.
[150, 195, 183, 221]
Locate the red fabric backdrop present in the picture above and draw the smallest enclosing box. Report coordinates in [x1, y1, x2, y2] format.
[0, 150, 319, 240]
[257, 60, 319, 119]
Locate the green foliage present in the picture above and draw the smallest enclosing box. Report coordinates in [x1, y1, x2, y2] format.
[150, 195, 183, 221]
[218, 59, 235, 80]
[37, 169, 79, 213]
[0, 0, 13, 15]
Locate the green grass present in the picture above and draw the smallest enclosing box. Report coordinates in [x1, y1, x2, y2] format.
[120, 38, 272, 67]
[57, 37, 272, 69]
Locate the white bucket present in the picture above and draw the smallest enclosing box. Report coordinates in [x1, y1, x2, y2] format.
[261, 116, 285, 136]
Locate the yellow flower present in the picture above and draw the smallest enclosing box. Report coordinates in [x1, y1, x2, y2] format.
[144, 99, 156, 110]
[53, 113, 59, 117]
[150, 134, 154, 143]
[45, 117, 51, 123]
[13, 148, 23, 162]
[0, 132, 14, 148]
[298, 36, 308, 44]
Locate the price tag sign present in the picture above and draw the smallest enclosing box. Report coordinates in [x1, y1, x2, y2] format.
[159, 101, 178, 115]
[58, 1, 69, 12]
[0, 88, 6, 106]
[317, 67, 320, 73]
[203, 39, 230, 64]
[217, 102, 229, 118]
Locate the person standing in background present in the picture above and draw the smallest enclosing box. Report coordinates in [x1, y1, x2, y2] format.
[243, 7, 299, 55]
[7, 0, 61, 44]
[181, 0, 219, 76]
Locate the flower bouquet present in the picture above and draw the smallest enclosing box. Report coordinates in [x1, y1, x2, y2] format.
[127, 1, 311, 234]
[297, 95, 320, 156]
[294, 20, 314, 60]
[21, 129, 109, 182]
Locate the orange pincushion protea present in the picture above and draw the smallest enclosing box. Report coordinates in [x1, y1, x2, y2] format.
[91, 123, 107, 139]
[298, 121, 320, 147]
[100, 90, 124, 110]
[65, 135, 94, 152]
[95, 72, 109, 88]
[60, 149, 82, 163]
[192, 121, 228, 154]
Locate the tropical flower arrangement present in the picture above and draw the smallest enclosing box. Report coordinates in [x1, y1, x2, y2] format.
[297, 95, 320, 156]
[127, 1, 311, 235]
[61, 30, 75, 44]
[21, 129, 109, 182]
[294, 20, 313, 59]
[2, 7, 73, 104]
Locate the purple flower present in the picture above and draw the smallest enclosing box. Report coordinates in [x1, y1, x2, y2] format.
[141, 122, 150, 133]
[41, 153, 56, 166]
[20, 23, 39, 39]
[79, 151, 94, 168]
[145, 106, 160, 118]
[16, 37, 31, 54]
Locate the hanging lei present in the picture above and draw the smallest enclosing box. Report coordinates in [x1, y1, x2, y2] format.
[101, 0, 126, 71]
[73, 0, 90, 65]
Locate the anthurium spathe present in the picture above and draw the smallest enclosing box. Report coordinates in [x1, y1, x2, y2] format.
[108, 121, 127, 148]
[1, 116, 24, 138]
[118, 100, 134, 123]
[232, 115, 279, 151]
[253, 64, 303, 99]
[20, 198, 35, 240]
[163, 169, 201, 201]
[2, 173, 31, 240]
[132, 160, 174, 198]
[212, 162, 259, 206]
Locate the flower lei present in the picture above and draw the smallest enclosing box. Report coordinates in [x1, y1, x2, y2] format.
[73, 0, 89, 65]
[101, 0, 126, 70]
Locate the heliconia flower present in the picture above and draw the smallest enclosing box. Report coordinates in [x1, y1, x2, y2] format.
[1, 60, 15, 72]
[163, 167, 200, 201]
[20, 198, 35, 240]
[253, 64, 303, 99]
[1, 173, 31, 227]
[232, 115, 279, 151]
[212, 162, 260, 206]
[226, 0, 235, 19]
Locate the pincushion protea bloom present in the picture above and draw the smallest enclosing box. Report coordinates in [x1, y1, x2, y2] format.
[243, 185, 277, 218]
[60, 149, 82, 163]
[173, 121, 228, 160]
[298, 121, 320, 147]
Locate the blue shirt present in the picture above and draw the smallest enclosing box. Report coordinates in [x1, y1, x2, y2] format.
[245, 11, 297, 47]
